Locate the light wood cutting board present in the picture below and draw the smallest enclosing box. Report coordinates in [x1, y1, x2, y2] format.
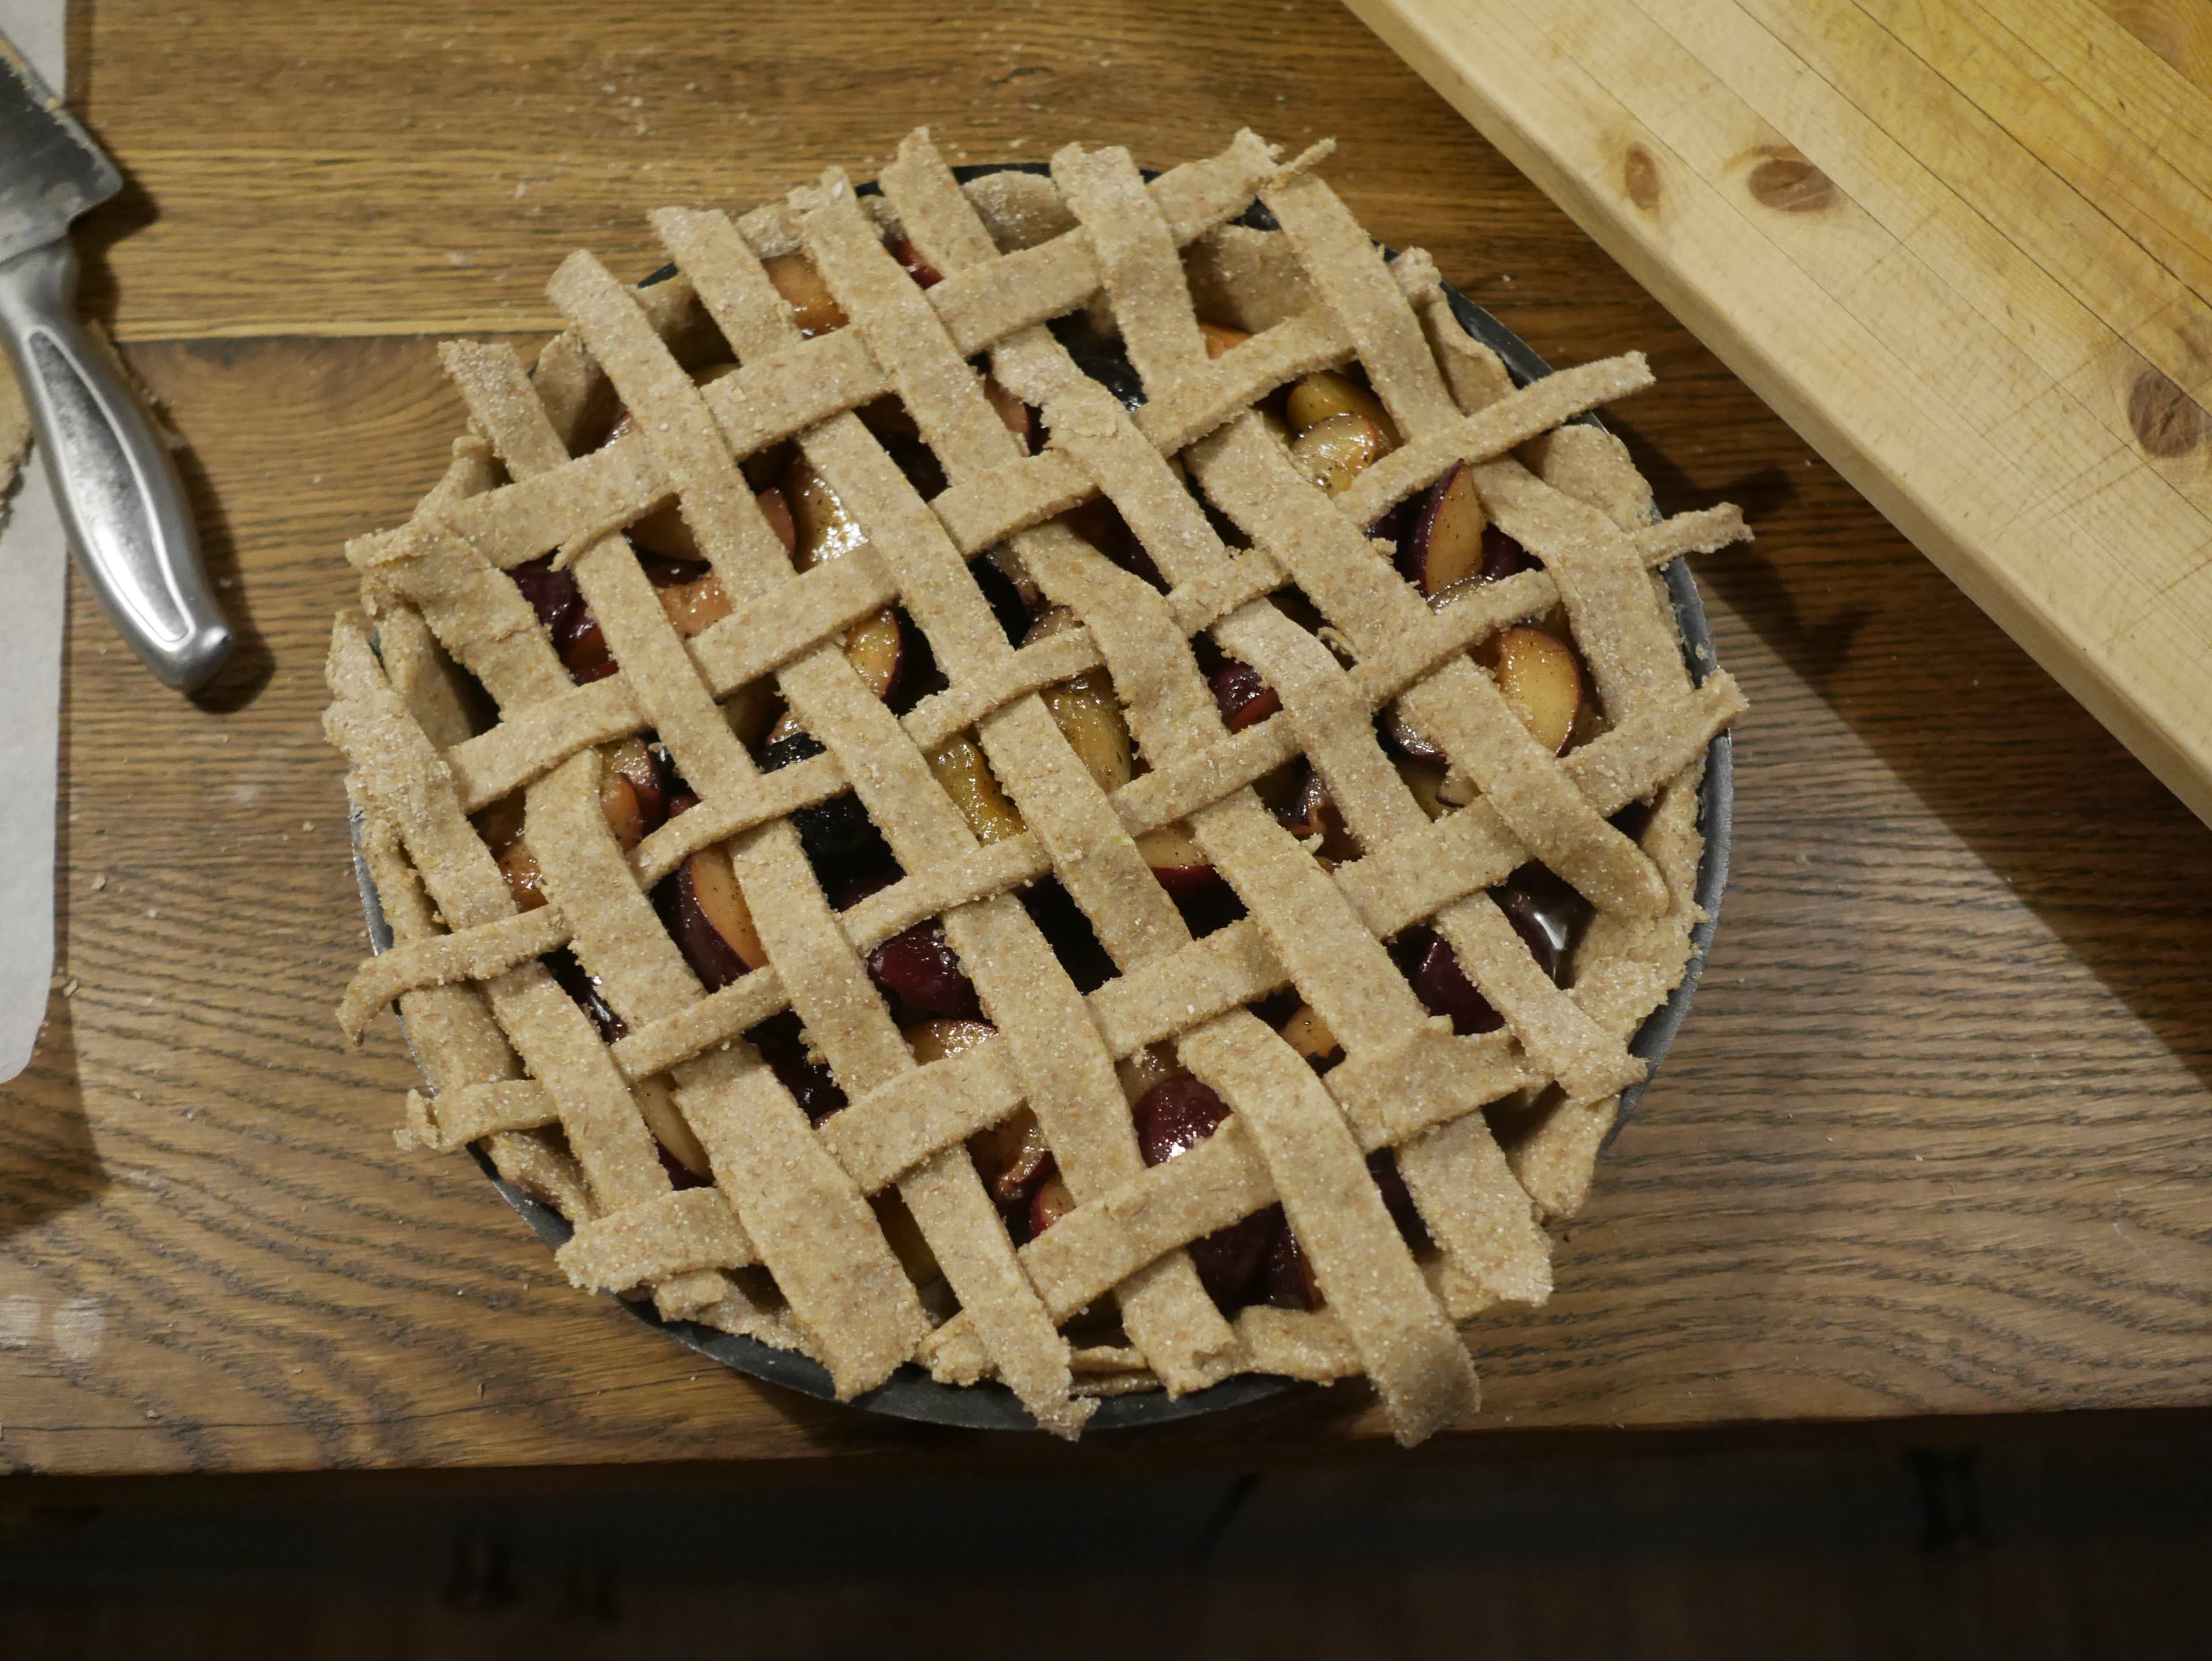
[1350, 0, 2212, 823]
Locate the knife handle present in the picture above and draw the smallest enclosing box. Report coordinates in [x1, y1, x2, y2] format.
[0, 239, 232, 692]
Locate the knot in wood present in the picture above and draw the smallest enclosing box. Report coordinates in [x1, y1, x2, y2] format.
[2128, 368, 2207, 459]
[1747, 149, 1835, 213]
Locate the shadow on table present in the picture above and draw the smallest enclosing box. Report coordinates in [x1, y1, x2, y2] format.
[3, 1412, 2210, 1658]
[0, 989, 107, 1243]
[1616, 415, 2212, 1096]
[739, 1345, 1365, 1459]
[0, 654, 107, 1239]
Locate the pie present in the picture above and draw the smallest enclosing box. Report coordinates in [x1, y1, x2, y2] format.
[326, 128, 1749, 1445]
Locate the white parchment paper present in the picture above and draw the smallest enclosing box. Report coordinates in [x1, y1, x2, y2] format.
[0, 1, 71, 1083]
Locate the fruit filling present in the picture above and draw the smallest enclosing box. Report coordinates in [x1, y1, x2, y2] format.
[487, 241, 1616, 1314]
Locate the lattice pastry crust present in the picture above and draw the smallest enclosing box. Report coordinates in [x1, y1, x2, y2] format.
[327, 130, 1749, 1445]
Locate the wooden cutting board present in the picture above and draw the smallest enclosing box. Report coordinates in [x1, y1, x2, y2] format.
[1350, 0, 2212, 824]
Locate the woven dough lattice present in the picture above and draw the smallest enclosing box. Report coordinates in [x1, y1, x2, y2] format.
[327, 129, 1748, 1444]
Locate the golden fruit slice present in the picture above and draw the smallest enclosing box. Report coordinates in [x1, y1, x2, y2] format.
[657, 570, 733, 638]
[1044, 670, 1131, 794]
[1027, 607, 1133, 794]
[1200, 322, 1251, 358]
[1485, 625, 1584, 755]
[905, 1016, 998, 1065]
[598, 746, 649, 850]
[1136, 821, 1213, 897]
[497, 838, 548, 912]
[1285, 369, 1399, 447]
[618, 365, 745, 559]
[984, 377, 1034, 447]
[1278, 1002, 1344, 1071]
[764, 705, 807, 749]
[756, 485, 796, 558]
[928, 734, 1025, 844]
[786, 457, 869, 569]
[784, 457, 902, 699]
[1116, 1041, 1185, 1106]
[719, 680, 779, 748]
[873, 1190, 941, 1285]
[473, 791, 527, 852]
[633, 1072, 711, 1179]
[1289, 411, 1387, 495]
[763, 252, 847, 336]
[843, 608, 905, 701]
[1396, 756, 1452, 822]
[968, 1107, 1050, 1204]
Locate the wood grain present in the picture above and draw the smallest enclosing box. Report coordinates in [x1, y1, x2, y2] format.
[0, 0, 2207, 1477]
[1349, 0, 2212, 844]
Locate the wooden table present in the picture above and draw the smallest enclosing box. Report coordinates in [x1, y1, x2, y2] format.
[3, 0, 2207, 1478]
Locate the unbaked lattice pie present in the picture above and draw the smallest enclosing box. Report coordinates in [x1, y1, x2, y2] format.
[327, 129, 1748, 1444]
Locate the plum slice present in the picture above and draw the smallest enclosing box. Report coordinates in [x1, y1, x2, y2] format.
[510, 554, 617, 683]
[745, 1011, 847, 1124]
[476, 741, 672, 910]
[907, 1016, 998, 1067]
[759, 731, 893, 876]
[1493, 865, 1593, 986]
[1388, 623, 1587, 762]
[1135, 821, 1215, 901]
[1263, 1147, 1425, 1311]
[494, 839, 549, 911]
[1480, 523, 1529, 582]
[1399, 873, 1584, 1034]
[1263, 1213, 1318, 1310]
[1050, 319, 1147, 411]
[974, 552, 1036, 647]
[1028, 1164, 1078, 1239]
[1275, 766, 1358, 866]
[661, 843, 767, 991]
[543, 947, 625, 1043]
[1210, 658, 1281, 732]
[1395, 755, 1465, 823]
[970, 1109, 1049, 1209]
[1399, 463, 1486, 597]
[1130, 1076, 1272, 1305]
[598, 739, 669, 851]
[1403, 928, 1502, 1036]
[892, 234, 944, 289]
[868, 919, 980, 1020]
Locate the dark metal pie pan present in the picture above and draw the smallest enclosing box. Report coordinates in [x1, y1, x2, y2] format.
[351, 164, 1733, 1433]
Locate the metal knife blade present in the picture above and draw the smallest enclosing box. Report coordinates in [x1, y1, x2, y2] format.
[0, 33, 118, 266]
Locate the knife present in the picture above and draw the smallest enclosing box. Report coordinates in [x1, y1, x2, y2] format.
[0, 31, 230, 691]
